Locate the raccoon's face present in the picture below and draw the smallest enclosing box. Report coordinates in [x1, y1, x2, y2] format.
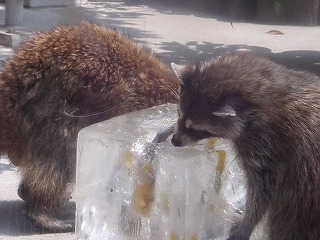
[171, 62, 246, 147]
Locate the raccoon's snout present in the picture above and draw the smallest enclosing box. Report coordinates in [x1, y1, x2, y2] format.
[171, 135, 183, 147]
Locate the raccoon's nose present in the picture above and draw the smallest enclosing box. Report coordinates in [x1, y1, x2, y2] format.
[171, 135, 182, 147]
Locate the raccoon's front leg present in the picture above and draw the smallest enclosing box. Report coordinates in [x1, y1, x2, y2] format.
[141, 124, 175, 162]
[19, 155, 74, 232]
[152, 123, 175, 144]
[227, 178, 270, 240]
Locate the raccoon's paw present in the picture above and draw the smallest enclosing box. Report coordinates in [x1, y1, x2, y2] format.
[22, 206, 74, 233]
[18, 182, 29, 201]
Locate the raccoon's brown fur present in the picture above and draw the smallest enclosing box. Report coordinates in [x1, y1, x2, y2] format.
[0, 22, 179, 232]
[171, 52, 320, 240]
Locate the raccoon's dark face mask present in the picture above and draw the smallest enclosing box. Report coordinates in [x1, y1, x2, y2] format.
[170, 62, 247, 147]
[171, 119, 213, 147]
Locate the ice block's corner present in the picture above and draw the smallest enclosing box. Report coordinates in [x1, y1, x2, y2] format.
[76, 103, 266, 240]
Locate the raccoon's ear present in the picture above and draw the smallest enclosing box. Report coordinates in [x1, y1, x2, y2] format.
[171, 63, 186, 81]
[212, 105, 237, 117]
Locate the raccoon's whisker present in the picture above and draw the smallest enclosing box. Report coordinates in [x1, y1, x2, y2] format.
[69, 108, 80, 115]
[63, 105, 118, 118]
[169, 118, 178, 125]
[153, 77, 179, 101]
[165, 84, 179, 101]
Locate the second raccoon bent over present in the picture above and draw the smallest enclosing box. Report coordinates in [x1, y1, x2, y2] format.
[171, 52, 320, 240]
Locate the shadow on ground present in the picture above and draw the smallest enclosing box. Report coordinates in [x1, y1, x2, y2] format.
[0, 200, 37, 236]
[76, 3, 320, 75]
[0, 200, 76, 236]
[23, 2, 161, 40]
[9, 2, 320, 76]
[157, 41, 320, 75]
[83, 2, 320, 75]
[0, 161, 16, 174]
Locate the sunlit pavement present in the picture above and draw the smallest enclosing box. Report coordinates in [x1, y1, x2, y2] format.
[0, 1, 319, 240]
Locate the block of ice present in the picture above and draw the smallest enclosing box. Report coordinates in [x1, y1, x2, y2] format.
[76, 104, 267, 240]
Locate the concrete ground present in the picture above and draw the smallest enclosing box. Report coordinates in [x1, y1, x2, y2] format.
[0, 1, 319, 240]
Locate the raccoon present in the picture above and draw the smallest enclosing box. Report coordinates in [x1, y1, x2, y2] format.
[0, 22, 179, 232]
[171, 52, 320, 240]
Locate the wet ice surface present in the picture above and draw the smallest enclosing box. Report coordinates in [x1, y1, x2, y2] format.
[76, 104, 267, 240]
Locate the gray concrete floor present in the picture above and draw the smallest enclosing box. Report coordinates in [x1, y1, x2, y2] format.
[0, 1, 319, 240]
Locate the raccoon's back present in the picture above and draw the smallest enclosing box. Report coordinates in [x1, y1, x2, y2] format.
[10, 22, 172, 90]
[0, 22, 178, 120]
[0, 23, 179, 165]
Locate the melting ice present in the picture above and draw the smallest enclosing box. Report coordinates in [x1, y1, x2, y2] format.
[76, 104, 267, 240]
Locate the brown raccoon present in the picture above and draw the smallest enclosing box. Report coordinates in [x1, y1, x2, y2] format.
[171, 52, 320, 240]
[0, 22, 179, 232]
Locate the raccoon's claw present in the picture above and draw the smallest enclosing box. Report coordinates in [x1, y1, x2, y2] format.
[22, 206, 75, 233]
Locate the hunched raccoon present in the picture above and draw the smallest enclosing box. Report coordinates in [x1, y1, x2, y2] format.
[0, 22, 179, 232]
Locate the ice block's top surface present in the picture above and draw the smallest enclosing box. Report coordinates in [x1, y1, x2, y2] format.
[78, 103, 177, 142]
